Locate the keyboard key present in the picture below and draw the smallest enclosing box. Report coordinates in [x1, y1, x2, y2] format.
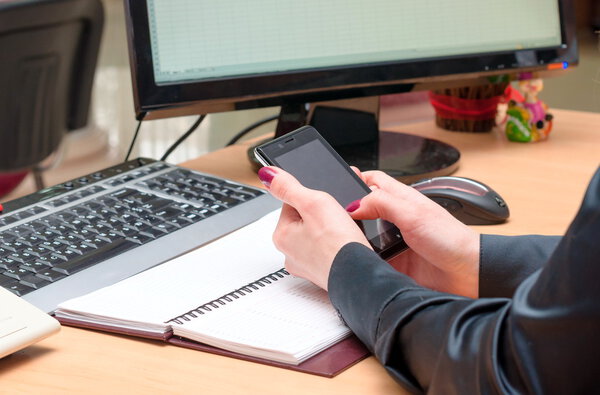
[0, 232, 17, 243]
[5, 282, 33, 296]
[1, 239, 28, 252]
[0, 246, 13, 258]
[51, 239, 137, 275]
[36, 270, 67, 282]
[126, 234, 154, 244]
[46, 223, 75, 236]
[140, 227, 166, 239]
[68, 241, 97, 255]
[20, 273, 51, 289]
[3, 267, 30, 281]
[152, 222, 179, 234]
[214, 196, 242, 207]
[24, 245, 52, 257]
[8, 251, 36, 264]
[55, 234, 83, 245]
[25, 206, 48, 216]
[110, 188, 137, 200]
[20, 234, 45, 247]
[20, 260, 50, 273]
[51, 245, 82, 261]
[152, 207, 181, 220]
[178, 212, 205, 223]
[136, 215, 162, 227]
[0, 257, 19, 270]
[35, 254, 66, 267]
[166, 216, 190, 228]
[40, 240, 65, 252]
[140, 198, 172, 213]
[81, 237, 110, 249]
[55, 211, 77, 223]
[118, 226, 139, 237]
[5, 225, 32, 238]
[0, 274, 18, 287]
[87, 185, 106, 194]
[31, 226, 55, 241]
[0, 215, 19, 226]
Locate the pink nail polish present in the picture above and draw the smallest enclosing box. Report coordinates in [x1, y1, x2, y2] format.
[258, 167, 277, 188]
[345, 199, 361, 212]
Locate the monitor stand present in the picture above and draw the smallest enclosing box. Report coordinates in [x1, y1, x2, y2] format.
[248, 96, 460, 184]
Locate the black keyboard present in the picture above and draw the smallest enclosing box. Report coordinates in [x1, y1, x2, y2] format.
[0, 158, 279, 312]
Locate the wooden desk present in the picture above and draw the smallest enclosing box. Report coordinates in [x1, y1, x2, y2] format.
[1, 109, 598, 393]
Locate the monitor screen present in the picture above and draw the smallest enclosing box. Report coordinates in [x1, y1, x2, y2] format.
[148, 1, 561, 84]
[125, 0, 576, 121]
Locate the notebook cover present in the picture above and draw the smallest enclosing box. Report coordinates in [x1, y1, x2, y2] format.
[168, 334, 369, 378]
[56, 317, 369, 377]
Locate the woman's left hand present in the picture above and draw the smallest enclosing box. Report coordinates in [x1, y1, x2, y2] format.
[258, 166, 371, 290]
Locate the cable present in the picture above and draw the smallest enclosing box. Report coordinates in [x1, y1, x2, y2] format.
[125, 112, 146, 162]
[160, 114, 206, 162]
[225, 114, 278, 147]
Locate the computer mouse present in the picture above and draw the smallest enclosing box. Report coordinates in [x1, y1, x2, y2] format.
[411, 176, 509, 225]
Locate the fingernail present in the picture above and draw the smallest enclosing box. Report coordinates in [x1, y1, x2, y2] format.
[258, 167, 277, 188]
[345, 199, 361, 213]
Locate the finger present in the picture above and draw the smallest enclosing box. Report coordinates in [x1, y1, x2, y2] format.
[349, 186, 445, 229]
[361, 170, 411, 194]
[258, 166, 315, 207]
[273, 203, 301, 253]
[347, 188, 407, 222]
[349, 166, 363, 179]
[259, 166, 340, 217]
[362, 170, 436, 205]
[349, 167, 380, 192]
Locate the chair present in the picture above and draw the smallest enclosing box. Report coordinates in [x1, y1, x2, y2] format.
[0, 0, 103, 193]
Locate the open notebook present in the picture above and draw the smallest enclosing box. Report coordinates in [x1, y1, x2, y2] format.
[54, 210, 368, 376]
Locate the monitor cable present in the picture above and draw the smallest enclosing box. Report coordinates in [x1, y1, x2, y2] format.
[225, 114, 278, 147]
[125, 112, 147, 162]
[160, 114, 206, 162]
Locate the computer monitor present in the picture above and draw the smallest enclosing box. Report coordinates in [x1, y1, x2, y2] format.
[124, 0, 577, 180]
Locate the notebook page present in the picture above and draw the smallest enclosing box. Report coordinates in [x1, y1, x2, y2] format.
[172, 275, 350, 365]
[56, 210, 285, 329]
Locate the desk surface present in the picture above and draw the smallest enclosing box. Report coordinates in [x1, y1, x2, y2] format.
[2, 109, 598, 393]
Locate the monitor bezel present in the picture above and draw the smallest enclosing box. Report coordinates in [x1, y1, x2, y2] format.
[124, 0, 578, 120]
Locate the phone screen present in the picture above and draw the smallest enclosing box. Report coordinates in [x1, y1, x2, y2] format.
[273, 139, 368, 207]
[257, 127, 407, 258]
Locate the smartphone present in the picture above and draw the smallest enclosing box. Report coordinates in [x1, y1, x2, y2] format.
[254, 125, 407, 259]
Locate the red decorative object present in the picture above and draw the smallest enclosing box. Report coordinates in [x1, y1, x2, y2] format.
[429, 83, 508, 132]
[0, 171, 28, 198]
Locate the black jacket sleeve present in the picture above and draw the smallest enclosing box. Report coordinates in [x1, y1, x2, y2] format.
[479, 234, 561, 298]
[328, 167, 600, 394]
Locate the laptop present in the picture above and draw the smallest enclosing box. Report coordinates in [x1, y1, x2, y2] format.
[0, 286, 60, 359]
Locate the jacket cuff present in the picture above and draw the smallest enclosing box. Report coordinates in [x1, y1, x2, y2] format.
[479, 234, 560, 298]
[328, 242, 418, 348]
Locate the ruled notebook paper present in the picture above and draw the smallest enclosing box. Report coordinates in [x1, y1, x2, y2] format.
[55, 210, 350, 364]
[172, 275, 349, 364]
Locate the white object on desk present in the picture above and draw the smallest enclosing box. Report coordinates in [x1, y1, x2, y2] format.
[0, 287, 60, 359]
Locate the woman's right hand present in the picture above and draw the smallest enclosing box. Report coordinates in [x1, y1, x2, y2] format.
[348, 170, 481, 298]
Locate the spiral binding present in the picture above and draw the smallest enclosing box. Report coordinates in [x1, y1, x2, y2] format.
[165, 268, 289, 325]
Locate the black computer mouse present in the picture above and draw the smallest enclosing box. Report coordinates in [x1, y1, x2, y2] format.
[411, 176, 509, 225]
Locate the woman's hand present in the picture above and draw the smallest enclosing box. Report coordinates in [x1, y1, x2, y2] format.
[348, 169, 480, 298]
[258, 166, 370, 290]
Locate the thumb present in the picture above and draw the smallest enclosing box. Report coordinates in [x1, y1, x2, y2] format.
[346, 188, 402, 223]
